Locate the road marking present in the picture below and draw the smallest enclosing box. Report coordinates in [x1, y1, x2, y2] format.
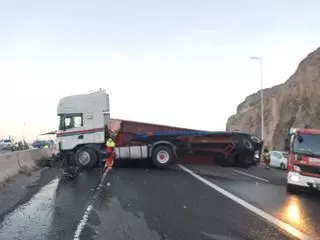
[178, 164, 314, 240]
[73, 169, 110, 240]
[74, 205, 93, 240]
[232, 169, 269, 183]
[202, 232, 238, 240]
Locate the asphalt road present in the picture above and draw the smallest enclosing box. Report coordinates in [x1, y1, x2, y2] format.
[0, 162, 319, 240]
[186, 164, 320, 238]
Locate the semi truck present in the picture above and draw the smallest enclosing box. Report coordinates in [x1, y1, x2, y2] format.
[285, 127, 320, 192]
[56, 89, 263, 169]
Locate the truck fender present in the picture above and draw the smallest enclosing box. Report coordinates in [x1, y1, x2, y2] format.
[79, 143, 103, 151]
[150, 141, 177, 159]
[74, 143, 104, 161]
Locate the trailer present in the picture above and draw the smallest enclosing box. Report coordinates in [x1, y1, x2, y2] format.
[56, 90, 263, 169]
[114, 127, 263, 168]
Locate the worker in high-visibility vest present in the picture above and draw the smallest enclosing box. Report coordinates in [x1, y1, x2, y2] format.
[263, 146, 270, 169]
[105, 137, 116, 169]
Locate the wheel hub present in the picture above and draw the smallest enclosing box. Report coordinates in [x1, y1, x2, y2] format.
[157, 150, 170, 164]
[78, 151, 90, 165]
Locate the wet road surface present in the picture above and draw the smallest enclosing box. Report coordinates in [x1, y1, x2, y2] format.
[187, 164, 320, 239]
[0, 163, 319, 240]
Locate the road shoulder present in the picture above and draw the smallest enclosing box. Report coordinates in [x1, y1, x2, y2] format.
[0, 167, 58, 220]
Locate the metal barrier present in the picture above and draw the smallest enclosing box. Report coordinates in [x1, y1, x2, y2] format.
[0, 148, 54, 184]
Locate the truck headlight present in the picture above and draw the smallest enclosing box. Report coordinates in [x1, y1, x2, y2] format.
[290, 175, 300, 182]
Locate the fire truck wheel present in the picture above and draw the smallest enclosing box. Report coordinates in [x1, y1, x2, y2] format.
[152, 145, 174, 169]
[75, 147, 97, 168]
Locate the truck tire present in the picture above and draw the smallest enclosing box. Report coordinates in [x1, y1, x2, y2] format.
[75, 147, 97, 168]
[152, 145, 174, 169]
[214, 153, 224, 166]
[216, 154, 235, 167]
[237, 155, 252, 168]
[243, 139, 253, 150]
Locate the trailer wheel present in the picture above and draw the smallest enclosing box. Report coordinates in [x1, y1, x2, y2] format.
[216, 154, 235, 167]
[152, 145, 174, 169]
[75, 147, 97, 168]
[243, 139, 253, 150]
[237, 155, 252, 168]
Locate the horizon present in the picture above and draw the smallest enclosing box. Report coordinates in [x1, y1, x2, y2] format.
[1, 0, 320, 142]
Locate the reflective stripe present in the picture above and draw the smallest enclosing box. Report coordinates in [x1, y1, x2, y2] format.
[107, 142, 115, 148]
[105, 138, 116, 148]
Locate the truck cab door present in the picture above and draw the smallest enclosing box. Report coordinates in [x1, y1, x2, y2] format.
[59, 114, 85, 150]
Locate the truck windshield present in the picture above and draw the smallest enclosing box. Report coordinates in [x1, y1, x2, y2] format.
[58, 114, 83, 130]
[292, 133, 320, 156]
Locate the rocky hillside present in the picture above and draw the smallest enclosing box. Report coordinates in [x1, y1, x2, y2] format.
[226, 47, 320, 150]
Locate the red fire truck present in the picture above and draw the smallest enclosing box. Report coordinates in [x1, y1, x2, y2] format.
[286, 127, 320, 193]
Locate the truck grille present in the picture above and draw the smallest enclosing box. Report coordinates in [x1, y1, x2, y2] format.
[298, 165, 320, 175]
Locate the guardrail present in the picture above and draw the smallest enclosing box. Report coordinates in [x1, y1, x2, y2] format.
[0, 148, 54, 184]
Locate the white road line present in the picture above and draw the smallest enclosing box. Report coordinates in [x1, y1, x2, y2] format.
[202, 232, 236, 240]
[73, 205, 93, 240]
[178, 164, 314, 240]
[73, 169, 110, 240]
[232, 169, 269, 183]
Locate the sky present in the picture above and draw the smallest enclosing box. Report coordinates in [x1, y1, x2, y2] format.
[0, 0, 320, 142]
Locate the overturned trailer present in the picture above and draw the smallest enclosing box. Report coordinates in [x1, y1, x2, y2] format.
[112, 119, 263, 168]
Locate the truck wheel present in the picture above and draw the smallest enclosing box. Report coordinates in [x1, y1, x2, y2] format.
[214, 153, 224, 166]
[237, 155, 252, 168]
[217, 154, 235, 167]
[152, 145, 174, 169]
[75, 147, 97, 168]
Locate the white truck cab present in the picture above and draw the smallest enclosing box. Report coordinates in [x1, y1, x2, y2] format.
[57, 89, 110, 167]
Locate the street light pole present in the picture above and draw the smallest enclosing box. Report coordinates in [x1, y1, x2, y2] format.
[251, 57, 264, 140]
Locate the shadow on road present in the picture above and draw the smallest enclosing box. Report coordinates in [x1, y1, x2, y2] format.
[114, 159, 156, 169]
[287, 187, 320, 199]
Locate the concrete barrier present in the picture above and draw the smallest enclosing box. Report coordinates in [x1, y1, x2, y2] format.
[0, 148, 54, 184]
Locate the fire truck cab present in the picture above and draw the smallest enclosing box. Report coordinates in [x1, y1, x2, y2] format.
[286, 127, 320, 192]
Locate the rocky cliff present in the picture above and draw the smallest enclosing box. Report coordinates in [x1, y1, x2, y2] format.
[226, 47, 320, 150]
